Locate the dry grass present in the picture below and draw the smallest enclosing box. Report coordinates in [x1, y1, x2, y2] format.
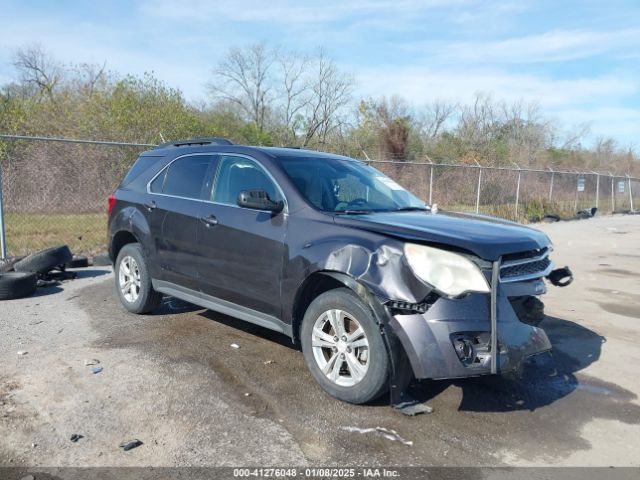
[5, 213, 107, 256]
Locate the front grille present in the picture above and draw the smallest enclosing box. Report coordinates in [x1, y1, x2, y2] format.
[500, 254, 552, 282]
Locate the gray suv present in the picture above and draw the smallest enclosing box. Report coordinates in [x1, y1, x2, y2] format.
[108, 138, 572, 405]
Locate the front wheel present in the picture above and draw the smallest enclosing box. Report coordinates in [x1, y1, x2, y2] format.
[300, 288, 390, 404]
[115, 243, 162, 314]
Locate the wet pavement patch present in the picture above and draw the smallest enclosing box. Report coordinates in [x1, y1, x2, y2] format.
[76, 281, 640, 466]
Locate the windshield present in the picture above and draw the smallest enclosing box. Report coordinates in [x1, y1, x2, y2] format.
[278, 156, 427, 213]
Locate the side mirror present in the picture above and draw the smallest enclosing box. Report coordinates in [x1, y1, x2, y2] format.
[237, 190, 284, 213]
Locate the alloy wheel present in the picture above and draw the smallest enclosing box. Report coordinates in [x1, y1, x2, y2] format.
[311, 309, 370, 387]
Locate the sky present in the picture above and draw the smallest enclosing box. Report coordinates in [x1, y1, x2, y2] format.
[1, 0, 640, 147]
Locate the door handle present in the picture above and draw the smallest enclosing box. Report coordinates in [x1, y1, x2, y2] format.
[144, 200, 157, 212]
[200, 214, 218, 227]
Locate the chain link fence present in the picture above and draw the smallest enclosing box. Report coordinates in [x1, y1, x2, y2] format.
[370, 159, 638, 221]
[0, 135, 153, 258]
[1, 135, 638, 258]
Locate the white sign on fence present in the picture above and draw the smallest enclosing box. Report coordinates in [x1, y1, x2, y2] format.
[577, 178, 585, 192]
[618, 181, 625, 193]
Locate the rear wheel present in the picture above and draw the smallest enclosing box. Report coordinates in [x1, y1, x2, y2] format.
[115, 243, 162, 314]
[301, 288, 390, 404]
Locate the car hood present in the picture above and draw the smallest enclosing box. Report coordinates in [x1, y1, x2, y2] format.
[333, 210, 550, 261]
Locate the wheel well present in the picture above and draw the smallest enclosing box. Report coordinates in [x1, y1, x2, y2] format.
[292, 273, 349, 345]
[110, 230, 138, 261]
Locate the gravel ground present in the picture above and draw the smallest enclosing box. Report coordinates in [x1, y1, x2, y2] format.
[0, 215, 639, 469]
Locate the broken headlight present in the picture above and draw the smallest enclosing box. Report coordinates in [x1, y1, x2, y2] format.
[404, 243, 490, 297]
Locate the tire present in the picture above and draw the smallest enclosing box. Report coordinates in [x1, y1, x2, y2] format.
[300, 288, 390, 404]
[114, 243, 162, 314]
[65, 255, 89, 269]
[0, 256, 26, 273]
[0, 272, 37, 300]
[14, 246, 73, 274]
[92, 253, 112, 266]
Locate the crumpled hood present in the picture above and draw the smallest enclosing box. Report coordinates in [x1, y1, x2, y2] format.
[333, 210, 550, 260]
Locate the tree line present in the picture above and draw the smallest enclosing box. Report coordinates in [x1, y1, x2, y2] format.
[1, 42, 638, 175]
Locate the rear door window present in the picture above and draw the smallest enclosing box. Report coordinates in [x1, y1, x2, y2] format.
[156, 155, 215, 200]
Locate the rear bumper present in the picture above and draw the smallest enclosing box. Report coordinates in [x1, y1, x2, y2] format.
[387, 278, 552, 380]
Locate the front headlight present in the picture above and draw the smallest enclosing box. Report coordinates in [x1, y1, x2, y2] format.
[404, 243, 490, 297]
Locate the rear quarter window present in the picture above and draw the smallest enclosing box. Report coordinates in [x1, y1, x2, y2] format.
[120, 155, 163, 187]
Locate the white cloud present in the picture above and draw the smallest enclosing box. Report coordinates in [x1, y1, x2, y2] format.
[356, 66, 638, 108]
[139, 0, 470, 24]
[406, 28, 640, 64]
[555, 107, 640, 144]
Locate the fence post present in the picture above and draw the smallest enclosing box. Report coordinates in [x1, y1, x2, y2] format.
[515, 169, 521, 218]
[0, 162, 6, 259]
[475, 166, 482, 214]
[428, 163, 434, 205]
[629, 176, 635, 212]
[595, 173, 600, 209]
[610, 174, 615, 212]
[548, 169, 554, 201]
[574, 173, 579, 211]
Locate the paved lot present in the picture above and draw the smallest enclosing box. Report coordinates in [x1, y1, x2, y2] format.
[1, 215, 639, 467]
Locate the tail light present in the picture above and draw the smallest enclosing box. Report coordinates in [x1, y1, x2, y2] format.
[107, 195, 116, 215]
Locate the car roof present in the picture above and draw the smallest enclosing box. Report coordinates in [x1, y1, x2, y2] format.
[142, 143, 358, 162]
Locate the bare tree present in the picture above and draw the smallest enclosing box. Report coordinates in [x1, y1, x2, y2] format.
[418, 100, 456, 141]
[78, 62, 108, 97]
[301, 50, 353, 147]
[276, 51, 310, 144]
[208, 43, 275, 133]
[13, 43, 62, 101]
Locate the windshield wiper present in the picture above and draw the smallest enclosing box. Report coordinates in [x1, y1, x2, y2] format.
[334, 210, 373, 215]
[391, 206, 429, 212]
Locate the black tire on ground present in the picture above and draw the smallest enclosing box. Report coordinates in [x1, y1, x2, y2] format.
[92, 253, 112, 266]
[65, 255, 89, 269]
[300, 288, 391, 404]
[114, 243, 162, 314]
[0, 272, 38, 300]
[0, 256, 26, 273]
[14, 246, 73, 274]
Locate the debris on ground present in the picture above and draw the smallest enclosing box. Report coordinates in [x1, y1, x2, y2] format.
[577, 207, 598, 219]
[263, 360, 275, 365]
[393, 400, 433, 416]
[119, 439, 143, 451]
[340, 426, 413, 447]
[244, 392, 251, 397]
[0, 245, 89, 301]
[14, 246, 73, 275]
[0, 272, 38, 300]
[20, 475, 35, 480]
[84, 359, 100, 366]
[92, 253, 111, 266]
[91, 367, 103, 374]
[230, 343, 240, 349]
[70, 433, 84, 442]
[37, 278, 59, 288]
[65, 255, 89, 269]
[0, 256, 26, 273]
[17, 350, 28, 356]
[541, 214, 560, 223]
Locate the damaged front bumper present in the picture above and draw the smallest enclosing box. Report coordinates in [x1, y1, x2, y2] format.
[387, 266, 572, 380]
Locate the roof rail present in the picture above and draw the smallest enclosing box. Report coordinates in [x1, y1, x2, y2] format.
[158, 137, 234, 148]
